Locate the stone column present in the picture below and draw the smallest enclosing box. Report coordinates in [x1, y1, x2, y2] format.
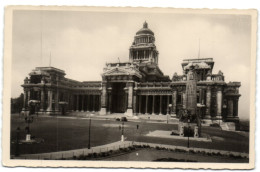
[139, 95, 142, 114]
[87, 95, 90, 112]
[199, 89, 202, 103]
[55, 91, 59, 113]
[100, 82, 107, 115]
[159, 95, 162, 115]
[46, 90, 52, 114]
[152, 95, 155, 115]
[81, 95, 84, 112]
[22, 90, 27, 111]
[133, 90, 137, 115]
[182, 92, 186, 109]
[27, 90, 31, 104]
[228, 98, 234, 117]
[76, 95, 79, 112]
[172, 90, 177, 116]
[167, 95, 170, 114]
[92, 95, 95, 112]
[125, 83, 133, 116]
[234, 98, 239, 117]
[40, 89, 45, 112]
[216, 88, 223, 120]
[108, 90, 112, 114]
[69, 93, 73, 111]
[145, 95, 148, 114]
[205, 87, 211, 119]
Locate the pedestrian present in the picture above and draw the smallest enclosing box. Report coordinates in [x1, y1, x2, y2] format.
[136, 124, 139, 130]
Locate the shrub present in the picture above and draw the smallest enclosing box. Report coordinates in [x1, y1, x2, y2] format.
[93, 153, 98, 158]
[189, 149, 195, 154]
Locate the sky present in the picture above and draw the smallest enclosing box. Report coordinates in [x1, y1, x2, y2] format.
[11, 10, 252, 120]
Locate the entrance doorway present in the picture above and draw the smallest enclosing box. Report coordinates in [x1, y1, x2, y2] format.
[111, 83, 127, 113]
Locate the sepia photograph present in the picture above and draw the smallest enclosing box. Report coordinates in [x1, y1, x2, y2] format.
[2, 6, 257, 169]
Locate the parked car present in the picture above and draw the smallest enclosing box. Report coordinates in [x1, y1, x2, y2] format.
[121, 117, 128, 122]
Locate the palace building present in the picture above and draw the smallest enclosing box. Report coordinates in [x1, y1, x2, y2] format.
[21, 22, 241, 126]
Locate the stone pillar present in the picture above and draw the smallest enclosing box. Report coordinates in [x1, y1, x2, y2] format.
[182, 92, 186, 109]
[205, 87, 211, 119]
[55, 91, 59, 113]
[159, 95, 162, 115]
[139, 95, 142, 114]
[108, 91, 112, 114]
[81, 95, 84, 112]
[152, 95, 155, 115]
[216, 88, 223, 120]
[228, 98, 234, 117]
[22, 90, 27, 111]
[125, 83, 133, 116]
[133, 90, 137, 115]
[199, 89, 202, 103]
[172, 90, 177, 117]
[69, 93, 73, 111]
[76, 95, 79, 112]
[40, 89, 45, 112]
[100, 82, 107, 115]
[27, 90, 31, 104]
[92, 95, 95, 112]
[167, 95, 170, 114]
[46, 90, 52, 114]
[145, 95, 148, 114]
[234, 98, 239, 117]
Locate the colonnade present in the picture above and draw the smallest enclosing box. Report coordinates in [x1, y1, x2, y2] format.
[135, 95, 173, 115]
[73, 94, 101, 112]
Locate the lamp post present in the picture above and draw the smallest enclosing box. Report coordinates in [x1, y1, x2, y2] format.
[25, 116, 34, 141]
[187, 115, 190, 148]
[120, 121, 125, 142]
[167, 104, 172, 124]
[88, 117, 91, 149]
[15, 127, 20, 156]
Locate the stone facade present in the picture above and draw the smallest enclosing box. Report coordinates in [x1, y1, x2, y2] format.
[21, 22, 241, 124]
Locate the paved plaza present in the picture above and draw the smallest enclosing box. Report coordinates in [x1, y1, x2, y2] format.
[11, 113, 249, 156]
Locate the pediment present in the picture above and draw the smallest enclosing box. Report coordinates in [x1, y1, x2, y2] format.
[103, 67, 142, 78]
[104, 68, 130, 76]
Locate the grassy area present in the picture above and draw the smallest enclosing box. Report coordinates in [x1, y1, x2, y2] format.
[103, 148, 248, 163]
[10, 114, 249, 155]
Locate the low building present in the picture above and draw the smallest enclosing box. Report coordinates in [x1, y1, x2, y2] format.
[21, 22, 241, 126]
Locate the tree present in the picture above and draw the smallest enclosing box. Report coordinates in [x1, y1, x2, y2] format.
[11, 93, 24, 114]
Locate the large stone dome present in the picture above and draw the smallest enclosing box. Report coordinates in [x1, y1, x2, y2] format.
[136, 21, 154, 36]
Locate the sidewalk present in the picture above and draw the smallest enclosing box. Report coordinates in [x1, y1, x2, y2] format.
[15, 140, 134, 160]
[14, 140, 249, 160]
[38, 112, 180, 124]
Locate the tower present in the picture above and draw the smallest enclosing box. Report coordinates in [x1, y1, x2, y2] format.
[129, 21, 159, 64]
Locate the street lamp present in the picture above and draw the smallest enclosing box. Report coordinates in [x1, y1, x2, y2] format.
[119, 122, 125, 142]
[88, 117, 91, 149]
[25, 116, 34, 141]
[167, 104, 172, 124]
[187, 114, 190, 148]
[15, 127, 20, 156]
